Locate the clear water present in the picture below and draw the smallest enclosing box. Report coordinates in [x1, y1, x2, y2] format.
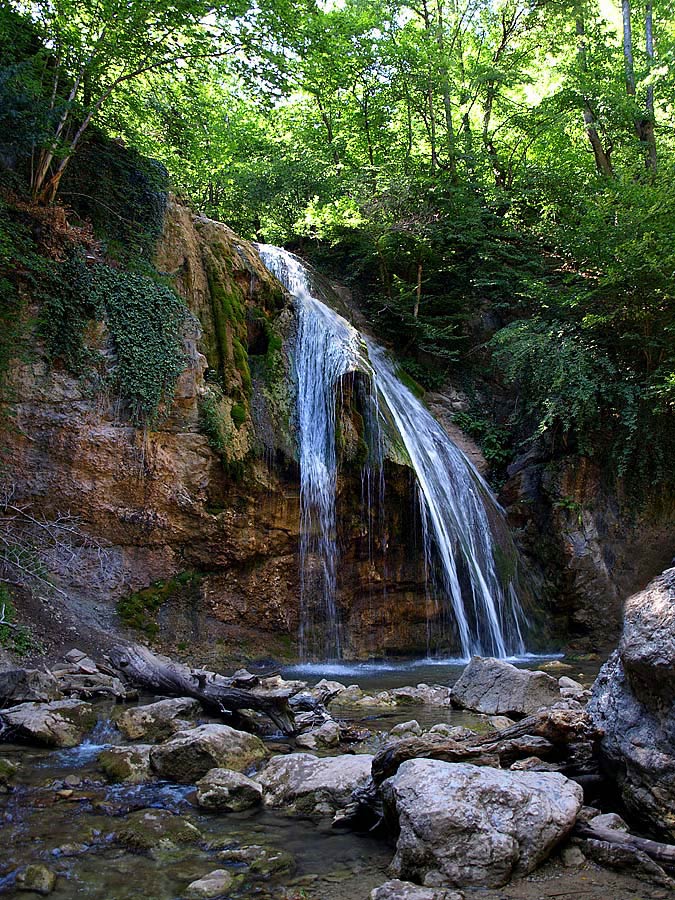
[257, 245, 527, 663]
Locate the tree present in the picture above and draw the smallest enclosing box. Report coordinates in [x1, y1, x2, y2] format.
[5, 0, 252, 203]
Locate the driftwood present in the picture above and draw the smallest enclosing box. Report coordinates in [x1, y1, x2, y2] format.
[574, 822, 675, 867]
[371, 708, 601, 784]
[108, 644, 297, 735]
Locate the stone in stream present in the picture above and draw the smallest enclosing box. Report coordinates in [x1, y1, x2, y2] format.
[259, 752, 373, 816]
[381, 759, 583, 888]
[390, 720, 423, 738]
[194, 767, 263, 811]
[98, 744, 153, 783]
[0, 669, 62, 706]
[588, 567, 675, 840]
[114, 808, 201, 853]
[184, 870, 234, 899]
[115, 697, 200, 742]
[218, 844, 295, 875]
[0, 699, 96, 747]
[371, 882, 464, 900]
[0, 757, 19, 785]
[150, 723, 267, 783]
[451, 656, 560, 718]
[15, 864, 57, 895]
[295, 719, 341, 749]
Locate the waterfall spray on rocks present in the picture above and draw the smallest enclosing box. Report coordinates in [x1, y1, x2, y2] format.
[257, 245, 527, 661]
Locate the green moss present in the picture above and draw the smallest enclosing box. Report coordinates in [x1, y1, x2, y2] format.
[231, 401, 247, 428]
[395, 365, 425, 399]
[232, 336, 252, 398]
[117, 572, 200, 637]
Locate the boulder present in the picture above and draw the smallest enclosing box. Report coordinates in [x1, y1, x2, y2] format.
[259, 752, 373, 816]
[371, 881, 463, 900]
[99, 745, 153, 783]
[114, 808, 201, 853]
[0, 700, 96, 747]
[451, 657, 560, 718]
[217, 844, 294, 875]
[115, 697, 200, 742]
[295, 719, 341, 750]
[0, 669, 62, 706]
[195, 768, 263, 811]
[381, 759, 583, 888]
[0, 757, 19, 785]
[391, 721, 423, 739]
[184, 870, 234, 899]
[588, 567, 675, 839]
[150, 724, 267, 783]
[16, 864, 57, 895]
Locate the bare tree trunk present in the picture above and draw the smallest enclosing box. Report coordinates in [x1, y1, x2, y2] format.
[414, 260, 422, 319]
[644, 1, 657, 171]
[576, 17, 613, 176]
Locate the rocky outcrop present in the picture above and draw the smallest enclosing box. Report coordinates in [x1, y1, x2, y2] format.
[588, 568, 675, 839]
[149, 723, 267, 782]
[502, 452, 675, 653]
[0, 699, 96, 747]
[0, 669, 62, 706]
[259, 752, 373, 816]
[451, 657, 560, 718]
[381, 759, 583, 887]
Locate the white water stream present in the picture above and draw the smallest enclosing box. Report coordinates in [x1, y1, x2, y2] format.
[257, 245, 527, 661]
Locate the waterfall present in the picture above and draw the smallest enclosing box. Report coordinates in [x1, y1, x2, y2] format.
[257, 244, 527, 661]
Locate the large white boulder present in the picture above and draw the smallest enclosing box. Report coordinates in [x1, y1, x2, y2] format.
[381, 759, 583, 888]
[451, 657, 560, 717]
[259, 752, 373, 816]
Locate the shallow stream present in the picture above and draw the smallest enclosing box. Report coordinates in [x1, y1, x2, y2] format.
[0, 656, 604, 900]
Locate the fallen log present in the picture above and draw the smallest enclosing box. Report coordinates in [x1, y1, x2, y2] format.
[371, 708, 601, 784]
[108, 644, 298, 735]
[574, 822, 675, 867]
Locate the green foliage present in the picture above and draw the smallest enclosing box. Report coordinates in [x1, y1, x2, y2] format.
[199, 386, 229, 458]
[85, 264, 188, 425]
[0, 587, 40, 656]
[117, 571, 200, 638]
[452, 411, 512, 469]
[231, 401, 247, 428]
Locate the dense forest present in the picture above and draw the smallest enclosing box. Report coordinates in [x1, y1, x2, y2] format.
[1, 0, 675, 490]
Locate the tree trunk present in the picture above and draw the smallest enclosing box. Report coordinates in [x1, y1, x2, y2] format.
[413, 260, 423, 319]
[576, 18, 613, 176]
[108, 643, 297, 734]
[644, 1, 657, 172]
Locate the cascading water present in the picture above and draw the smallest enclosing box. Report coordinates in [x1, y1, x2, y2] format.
[257, 244, 527, 661]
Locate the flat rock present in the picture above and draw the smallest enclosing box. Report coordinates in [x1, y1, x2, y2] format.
[99, 745, 153, 783]
[150, 724, 267, 783]
[371, 880, 464, 900]
[0, 669, 62, 706]
[451, 657, 560, 718]
[381, 759, 583, 887]
[115, 697, 200, 742]
[588, 567, 675, 839]
[0, 700, 96, 747]
[184, 870, 233, 899]
[259, 752, 373, 816]
[195, 768, 262, 811]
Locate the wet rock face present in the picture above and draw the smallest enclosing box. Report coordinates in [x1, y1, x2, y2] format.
[381, 759, 583, 888]
[149, 723, 267, 783]
[451, 657, 560, 718]
[502, 453, 675, 653]
[588, 567, 675, 839]
[259, 752, 373, 816]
